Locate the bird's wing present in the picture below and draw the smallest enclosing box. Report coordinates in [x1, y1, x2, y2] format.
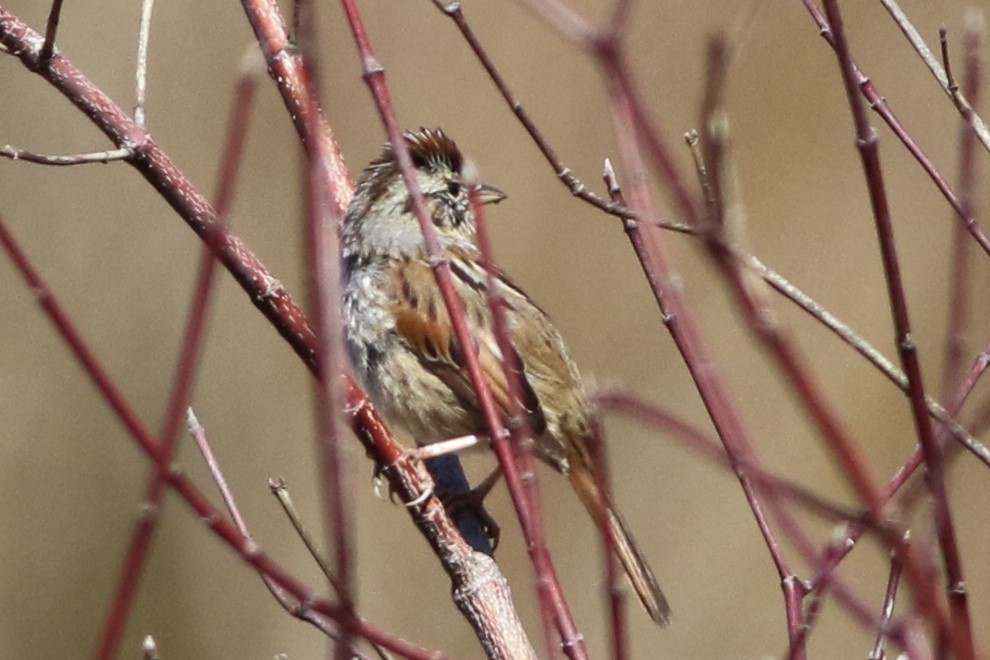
[389, 255, 547, 435]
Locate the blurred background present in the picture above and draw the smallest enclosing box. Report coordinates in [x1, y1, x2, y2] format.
[2, 0, 989, 657]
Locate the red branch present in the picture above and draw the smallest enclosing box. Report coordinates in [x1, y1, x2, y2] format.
[941, 17, 984, 401]
[336, 1, 579, 655]
[296, 15, 358, 655]
[0, 215, 439, 660]
[820, 1, 973, 656]
[800, 0, 990, 260]
[0, 6, 528, 658]
[92, 56, 259, 660]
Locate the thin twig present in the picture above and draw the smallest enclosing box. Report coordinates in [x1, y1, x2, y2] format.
[239, 0, 352, 214]
[941, 12, 984, 404]
[0, 214, 441, 660]
[430, 1, 637, 221]
[296, 11, 358, 656]
[190, 415, 379, 659]
[0, 145, 131, 165]
[594, 14, 918, 652]
[696, 30, 903, 536]
[467, 175, 565, 654]
[93, 61, 258, 660]
[187, 411, 248, 529]
[746, 256, 989, 466]
[605, 0, 634, 37]
[133, 0, 155, 126]
[448, 0, 989, 473]
[941, 27, 958, 94]
[269, 479, 342, 592]
[880, 0, 990, 153]
[821, 2, 972, 655]
[511, 0, 593, 45]
[40, 0, 64, 62]
[338, 2, 555, 656]
[610, 43, 895, 644]
[596, 391, 865, 524]
[868, 539, 906, 660]
[693, 40, 901, 656]
[801, 0, 990, 259]
[0, 8, 491, 658]
[600, 147, 792, 597]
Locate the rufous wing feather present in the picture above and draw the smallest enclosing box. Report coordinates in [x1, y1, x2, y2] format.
[390, 257, 546, 434]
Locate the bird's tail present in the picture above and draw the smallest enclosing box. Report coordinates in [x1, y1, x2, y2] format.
[568, 465, 672, 626]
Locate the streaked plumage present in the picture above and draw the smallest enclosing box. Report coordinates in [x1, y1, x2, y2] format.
[342, 128, 671, 626]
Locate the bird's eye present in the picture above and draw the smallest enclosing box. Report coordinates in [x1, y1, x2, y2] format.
[446, 181, 461, 197]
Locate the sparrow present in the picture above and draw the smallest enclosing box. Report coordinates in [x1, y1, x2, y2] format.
[342, 127, 671, 625]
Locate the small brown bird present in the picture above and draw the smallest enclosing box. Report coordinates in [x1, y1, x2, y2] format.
[342, 127, 671, 625]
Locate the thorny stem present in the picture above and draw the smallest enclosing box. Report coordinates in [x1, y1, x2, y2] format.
[822, 2, 973, 656]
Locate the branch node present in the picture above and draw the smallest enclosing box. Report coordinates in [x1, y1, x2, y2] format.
[440, 1, 462, 17]
[243, 539, 262, 559]
[855, 128, 879, 148]
[361, 55, 384, 78]
[137, 503, 159, 522]
[898, 334, 917, 352]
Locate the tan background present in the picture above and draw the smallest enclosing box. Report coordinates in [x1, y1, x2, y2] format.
[2, 0, 989, 657]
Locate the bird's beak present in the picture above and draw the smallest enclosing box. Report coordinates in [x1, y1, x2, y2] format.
[473, 183, 507, 205]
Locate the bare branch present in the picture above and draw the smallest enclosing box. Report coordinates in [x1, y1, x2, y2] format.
[868, 539, 906, 660]
[0, 145, 131, 165]
[141, 635, 161, 660]
[133, 0, 156, 126]
[821, 1, 972, 654]
[880, 0, 990, 152]
[191, 415, 380, 660]
[40, 0, 64, 62]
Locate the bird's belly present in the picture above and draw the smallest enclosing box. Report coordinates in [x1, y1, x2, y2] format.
[363, 343, 482, 444]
